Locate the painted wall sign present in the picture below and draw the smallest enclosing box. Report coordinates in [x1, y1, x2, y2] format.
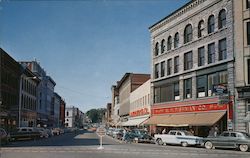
[152, 103, 228, 115]
[130, 108, 150, 117]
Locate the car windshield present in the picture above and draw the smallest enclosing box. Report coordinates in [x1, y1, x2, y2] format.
[241, 132, 250, 138]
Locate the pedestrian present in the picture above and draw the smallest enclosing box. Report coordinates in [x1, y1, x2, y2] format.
[122, 128, 126, 141]
[214, 126, 219, 137]
[162, 128, 166, 134]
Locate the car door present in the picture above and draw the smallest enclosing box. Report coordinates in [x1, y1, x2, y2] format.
[167, 131, 177, 144]
[213, 132, 229, 147]
[226, 132, 239, 148]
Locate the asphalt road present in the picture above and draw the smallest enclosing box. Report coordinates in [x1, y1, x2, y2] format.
[1, 130, 250, 158]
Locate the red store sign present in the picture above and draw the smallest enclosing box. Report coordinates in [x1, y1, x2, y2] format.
[152, 103, 228, 115]
[130, 108, 150, 117]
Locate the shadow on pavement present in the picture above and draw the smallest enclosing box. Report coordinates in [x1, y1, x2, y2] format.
[4, 130, 120, 147]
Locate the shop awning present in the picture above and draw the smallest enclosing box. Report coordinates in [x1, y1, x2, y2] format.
[122, 117, 149, 126]
[144, 111, 226, 127]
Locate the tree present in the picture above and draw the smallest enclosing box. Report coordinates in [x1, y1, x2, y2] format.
[86, 108, 106, 123]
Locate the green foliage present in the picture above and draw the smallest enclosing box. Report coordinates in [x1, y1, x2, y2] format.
[86, 108, 106, 123]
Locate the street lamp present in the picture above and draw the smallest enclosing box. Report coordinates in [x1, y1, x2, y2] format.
[18, 76, 38, 128]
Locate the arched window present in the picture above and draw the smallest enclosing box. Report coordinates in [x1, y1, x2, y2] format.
[184, 24, 193, 44]
[174, 32, 179, 48]
[167, 36, 172, 51]
[155, 42, 159, 56]
[161, 39, 165, 54]
[66, 111, 69, 116]
[208, 15, 215, 34]
[198, 20, 204, 38]
[218, 9, 226, 29]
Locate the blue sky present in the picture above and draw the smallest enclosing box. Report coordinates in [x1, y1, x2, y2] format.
[1, 0, 189, 112]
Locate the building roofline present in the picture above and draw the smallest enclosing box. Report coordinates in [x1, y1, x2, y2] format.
[149, 0, 193, 30]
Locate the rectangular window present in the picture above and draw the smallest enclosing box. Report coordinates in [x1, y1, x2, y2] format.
[160, 86, 167, 102]
[219, 38, 227, 60]
[167, 59, 172, 75]
[184, 78, 192, 99]
[174, 56, 179, 73]
[247, 22, 250, 45]
[219, 71, 228, 84]
[155, 63, 159, 79]
[208, 43, 215, 64]
[197, 75, 206, 98]
[160, 61, 165, 77]
[184, 51, 193, 70]
[198, 47, 205, 66]
[154, 87, 160, 103]
[247, 0, 250, 9]
[247, 101, 250, 112]
[208, 73, 217, 96]
[174, 82, 180, 100]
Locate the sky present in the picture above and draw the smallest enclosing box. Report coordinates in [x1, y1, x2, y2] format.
[0, 0, 189, 112]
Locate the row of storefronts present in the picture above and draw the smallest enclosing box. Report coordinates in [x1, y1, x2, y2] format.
[108, 0, 250, 136]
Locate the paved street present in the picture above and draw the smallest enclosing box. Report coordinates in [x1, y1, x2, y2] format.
[1, 130, 250, 158]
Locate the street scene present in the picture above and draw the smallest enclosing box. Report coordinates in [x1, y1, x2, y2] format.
[1, 0, 250, 157]
[1, 129, 250, 158]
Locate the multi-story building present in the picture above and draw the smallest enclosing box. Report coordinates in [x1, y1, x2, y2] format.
[105, 103, 112, 126]
[110, 85, 119, 125]
[53, 92, 61, 127]
[116, 73, 150, 124]
[19, 64, 40, 127]
[234, 0, 250, 133]
[59, 99, 66, 128]
[146, 0, 234, 136]
[0, 48, 21, 131]
[124, 79, 151, 127]
[19, 61, 56, 128]
[65, 106, 83, 128]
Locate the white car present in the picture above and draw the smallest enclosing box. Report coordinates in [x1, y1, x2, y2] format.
[154, 130, 202, 147]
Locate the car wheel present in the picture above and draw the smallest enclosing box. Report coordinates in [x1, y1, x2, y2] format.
[205, 141, 213, 149]
[239, 144, 248, 152]
[181, 142, 188, 147]
[156, 138, 164, 145]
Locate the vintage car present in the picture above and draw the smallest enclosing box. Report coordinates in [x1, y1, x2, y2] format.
[10, 127, 41, 141]
[154, 130, 202, 147]
[203, 131, 250, 152]
[129, 129, 154, 143]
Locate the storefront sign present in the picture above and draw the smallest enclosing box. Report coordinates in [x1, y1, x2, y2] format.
[213, 84, 227, 94]
[130, 108, 150, 117]
[152, 103, 227, 115]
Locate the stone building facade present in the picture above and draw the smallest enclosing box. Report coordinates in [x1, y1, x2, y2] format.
[147, 0, 235, 136]
[233, 0, 250, 133]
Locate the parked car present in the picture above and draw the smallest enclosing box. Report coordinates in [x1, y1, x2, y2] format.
[0, 128, 10, 145]
[129, 129, 154, 143]
[154, 130, 202, 147]
[35, 128, 49, 138]
[51, 128, 61, 135]
[203, 131, 250, 152]
[112, 129, 123, 138]
[10, 127, 41, 141]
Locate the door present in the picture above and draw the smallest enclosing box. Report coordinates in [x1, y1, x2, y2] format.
[213, 132, 229, 147]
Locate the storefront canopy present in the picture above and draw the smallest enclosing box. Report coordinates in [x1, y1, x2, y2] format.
[144, 111, 226, 127]
[122, 117, 149, 126]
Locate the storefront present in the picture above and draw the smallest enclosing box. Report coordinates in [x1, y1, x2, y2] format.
[145, 97, 233, 137]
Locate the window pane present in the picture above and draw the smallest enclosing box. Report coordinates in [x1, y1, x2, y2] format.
[174, 56, 179, 73]
[155, 42, 159, 56]
[161, 39, 165, 54]
[167, 59, 172, 75]
[208, 73, 217, 96]
[198, 47, 205, 66]
[160, 61, 165, 77]
[208, 15, 215, 33]
[155, 64, 159, 79]
[160, 86, 167, 102]
[219, 71, 228, 84]
[197, 75, 206, 97]
[184, 51, 193, 70]
[184, 24, 193, 43]
[174, 33, 179, 48]
[218, 10, 226, 29]
[208, 43, 215, 64]
[198, 20, 204, 38]
[219, 38, 227, 60]
[174, 82, 180, 100]
[167, 36, 172, 51]
[184, 78, 192, 99]
[154, 87, 160, 103]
